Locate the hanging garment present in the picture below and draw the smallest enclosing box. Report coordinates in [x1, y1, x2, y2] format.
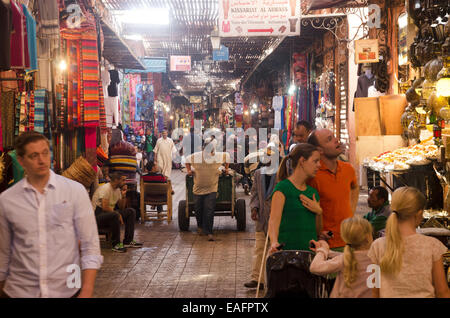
[107, 82, 118, 97]
[10, 1, 30, 69]
[19, 92, 27, 133]
[28, 91, 35, 131]
[23, 4, 37, 73]
[36, 0, 60, 38]
[81, 32, 100, 127]
[108, 70, 120, 84]
[272, 96, 283, 129]
[222, 20, 231, 33]
[98, 80, 107, 131]
[34, 89, 46, 133]
[0, 91, 16, 149]
[0, 1, 12, 70]
[8, 150, 24, 186]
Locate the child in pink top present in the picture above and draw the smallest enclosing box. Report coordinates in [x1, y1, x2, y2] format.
[368, 186, 449, 298]
[309, 216, 374, 298]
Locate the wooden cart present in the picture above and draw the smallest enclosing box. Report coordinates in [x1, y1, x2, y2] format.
[178, 173, 246, 231]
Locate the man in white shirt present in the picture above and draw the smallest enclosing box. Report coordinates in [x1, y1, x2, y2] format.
[0, 131, 103, 298]
[92, 172, 143, 252]
[185, 139, 230, 241]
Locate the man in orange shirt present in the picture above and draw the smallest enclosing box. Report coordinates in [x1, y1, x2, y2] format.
[307, 129, 359, 250]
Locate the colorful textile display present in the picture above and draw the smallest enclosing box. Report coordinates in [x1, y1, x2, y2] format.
[34, 89, 46, 133]
[19, 92, 27, 133]
[81, 32, 100, 127]
[10, 0, 30, 69]
[96, 146, 107, 167]
[121, 76, 131, 126]
[99, 80, 107, 131]
[135, 83, 154, 122]
[23, 4, 37, 73]
[0, 92, 15, 149]
[85, 127, 97, 170]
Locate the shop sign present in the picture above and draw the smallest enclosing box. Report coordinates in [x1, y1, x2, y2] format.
[124, 58, 167, 74]
[213, 45, 230, 61]
[354, 39, 379, 64]
[219, 0, 301, 37]
[170, 56, 191, 72]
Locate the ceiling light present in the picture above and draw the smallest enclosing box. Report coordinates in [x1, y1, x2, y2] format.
[117, 9, 170, 25]
[58, 59, 67, 71]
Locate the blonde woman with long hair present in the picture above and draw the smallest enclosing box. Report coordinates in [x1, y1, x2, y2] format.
[368, 186, 449, 298]
[309, 216, 374, 298]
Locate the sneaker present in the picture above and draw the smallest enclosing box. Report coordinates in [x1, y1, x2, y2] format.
[207, 234, 215, 241]
[112, 243, 127, 253]
[123, 240, 143, 248]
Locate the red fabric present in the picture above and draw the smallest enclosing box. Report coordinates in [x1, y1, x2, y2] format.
[10, 1, 30, 69]
[85, 127, 97, 171]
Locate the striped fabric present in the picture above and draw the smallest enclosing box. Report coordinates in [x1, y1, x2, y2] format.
[14, 93, 20, 137]
[98, 80, 107, 131]
[81, 32, 99, 127]
[0, 91, 16, 149]
[109, 155, 137, 172]
[34, 89, 46, 133]
[19, 92, 27, 133]
[28, 91, 35, 131]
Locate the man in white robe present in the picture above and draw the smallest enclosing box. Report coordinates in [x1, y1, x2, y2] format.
[154, 129, 175, 179]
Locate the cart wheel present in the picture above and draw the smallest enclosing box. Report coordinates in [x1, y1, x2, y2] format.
[178, 200, 190, 231]
[235, 199, 246, 231]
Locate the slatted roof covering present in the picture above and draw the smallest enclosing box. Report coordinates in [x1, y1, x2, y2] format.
[100, 0, 284, 95]
[100, 20, 146, 70]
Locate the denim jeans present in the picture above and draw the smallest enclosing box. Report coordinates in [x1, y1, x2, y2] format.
[95, 206, 136, 246]
[147, 151, 155, 163]
[194, 192, 217, 235]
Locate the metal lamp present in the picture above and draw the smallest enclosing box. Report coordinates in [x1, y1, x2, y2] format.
[210, 26, 221, 50]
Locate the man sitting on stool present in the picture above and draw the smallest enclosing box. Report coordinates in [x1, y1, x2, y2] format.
[92, 172, 143, 252]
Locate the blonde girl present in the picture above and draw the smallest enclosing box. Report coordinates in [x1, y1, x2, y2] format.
[309, 216, 374, 298]
[368, 186, 449, 298]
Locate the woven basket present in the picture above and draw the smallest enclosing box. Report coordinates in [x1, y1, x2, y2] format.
[62, 156, 96, 188]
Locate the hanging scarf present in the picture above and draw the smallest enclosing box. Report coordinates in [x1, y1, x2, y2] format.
[28, 91, 35, 131]
[19, 92, 27, 133]
[34, 89, 46, 133]
[99, 80, 107, 131]
[0, 91, 15, 149]
[81, 32, 100, 127]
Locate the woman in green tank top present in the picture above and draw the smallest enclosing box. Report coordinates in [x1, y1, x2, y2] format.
[268, 143, 323, 252]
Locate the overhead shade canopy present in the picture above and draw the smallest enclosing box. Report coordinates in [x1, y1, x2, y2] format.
[100, 20, 145, 70]
[307, 0, 366, 10]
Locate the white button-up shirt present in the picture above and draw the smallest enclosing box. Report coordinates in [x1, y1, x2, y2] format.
[0, 170, 103, 298]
